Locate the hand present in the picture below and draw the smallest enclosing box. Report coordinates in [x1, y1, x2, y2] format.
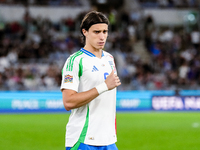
[105, 70, 121, 90]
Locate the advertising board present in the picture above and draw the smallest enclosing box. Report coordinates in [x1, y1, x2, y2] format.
[1, 90, 199, 113]
[0, 91, 65, 113]
[0, 91, 153, 113]
[116, 91, 151, 111]
[152, 96, 200, 111]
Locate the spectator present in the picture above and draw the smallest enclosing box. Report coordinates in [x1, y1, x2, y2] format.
[1, 1, 200, 91]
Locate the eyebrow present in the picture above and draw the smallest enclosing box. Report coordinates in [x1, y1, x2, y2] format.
[93, 29, 108, 32]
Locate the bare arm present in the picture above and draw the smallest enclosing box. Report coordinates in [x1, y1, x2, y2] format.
[62, 70, 121, 111]
[62, 88, 98, 111]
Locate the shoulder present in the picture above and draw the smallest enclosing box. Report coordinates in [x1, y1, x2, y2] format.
[67, 50, 85, 63]
[103, 51, 114, 60]
[69, 50, 84, 59]
[64, 50, 84, 71]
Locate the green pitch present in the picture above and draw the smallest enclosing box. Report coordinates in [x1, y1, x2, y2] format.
[0, 112, 200, 150]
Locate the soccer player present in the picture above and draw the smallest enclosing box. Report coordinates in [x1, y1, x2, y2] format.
[61, 11, 121, 150]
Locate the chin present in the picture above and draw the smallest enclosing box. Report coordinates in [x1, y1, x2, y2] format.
[98, 46, 104, 49]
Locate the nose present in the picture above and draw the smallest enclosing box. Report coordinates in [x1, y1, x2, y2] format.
[99, 32, 105, 40]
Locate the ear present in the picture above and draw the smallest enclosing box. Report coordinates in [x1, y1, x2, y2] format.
[82, 29, 87, 36]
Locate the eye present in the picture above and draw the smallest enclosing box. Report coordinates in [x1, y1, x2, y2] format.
[103, 30, 108, 34]
[94, 31, 100, 34]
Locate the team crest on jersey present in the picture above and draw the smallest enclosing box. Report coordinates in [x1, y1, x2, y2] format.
[64, 75, 73, 83]
[109, 61, 114, 65]
[109, 61, 117, 73]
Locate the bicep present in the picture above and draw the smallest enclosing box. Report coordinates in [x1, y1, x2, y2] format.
[61, 89, 78, 111]
[62, 89, 77, 102]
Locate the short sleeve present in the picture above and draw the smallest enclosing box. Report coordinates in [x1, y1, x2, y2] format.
[60, 57, 80, 92]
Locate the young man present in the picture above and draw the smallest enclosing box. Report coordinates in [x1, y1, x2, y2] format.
[61, 11, 121, 150]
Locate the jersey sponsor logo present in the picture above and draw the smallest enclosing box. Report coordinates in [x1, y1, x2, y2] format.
[92, 66, 99, 72]
[64, 75, 73, 83]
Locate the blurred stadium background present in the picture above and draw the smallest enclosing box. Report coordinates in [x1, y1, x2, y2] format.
[0, 0, 200, 149]
[1, 0, 200, 91]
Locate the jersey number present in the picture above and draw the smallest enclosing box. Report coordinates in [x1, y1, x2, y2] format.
[104, 72, 109, 80]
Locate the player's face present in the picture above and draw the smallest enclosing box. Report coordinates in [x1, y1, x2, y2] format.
[83, 23, 108, 51]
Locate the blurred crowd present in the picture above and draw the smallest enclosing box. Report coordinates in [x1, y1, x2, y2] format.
[140, 23, 200, 91]
[1, 0, 199, 7]
[0, 9, 85, 91]
[0, 0, 82, 6]
[139, 0, 200, 8]
[1, 1, 200, 91]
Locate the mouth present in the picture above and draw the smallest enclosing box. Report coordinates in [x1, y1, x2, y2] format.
[98, 42, 104, 46]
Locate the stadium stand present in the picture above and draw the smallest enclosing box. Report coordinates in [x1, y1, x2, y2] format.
[0, 0, 200, 91]
[0, 0, 82, 6]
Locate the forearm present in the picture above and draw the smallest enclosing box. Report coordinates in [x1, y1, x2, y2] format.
[62, 88, 99, 111]
[62, 70, 121, 111]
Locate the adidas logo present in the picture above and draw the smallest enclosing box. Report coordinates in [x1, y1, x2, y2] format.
[92, 66, 99, 72]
